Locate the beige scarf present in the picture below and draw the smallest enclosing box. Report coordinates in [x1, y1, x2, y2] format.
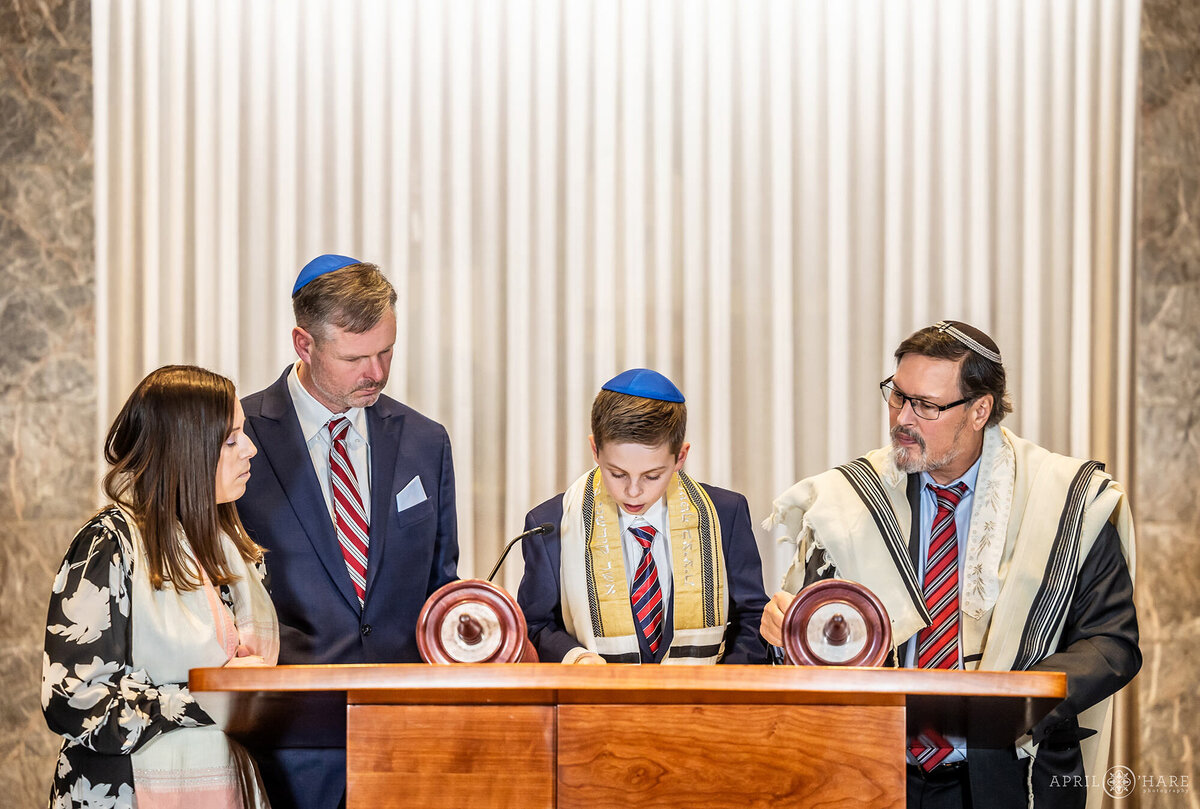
[119, 507, 279, 809]
[559, 468, 729, 664]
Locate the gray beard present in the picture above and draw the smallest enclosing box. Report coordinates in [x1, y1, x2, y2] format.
[891, 422, 965, 475]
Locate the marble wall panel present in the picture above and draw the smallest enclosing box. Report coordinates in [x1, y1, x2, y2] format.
[1, 1, 95, 806]
[1137, 1, 1200, 806]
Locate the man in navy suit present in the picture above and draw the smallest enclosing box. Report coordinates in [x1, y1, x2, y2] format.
[517, 369, 768, 666]
[237, 255, 458, 809]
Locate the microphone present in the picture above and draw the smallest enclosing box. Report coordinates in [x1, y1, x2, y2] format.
[487, 523, 555, 582]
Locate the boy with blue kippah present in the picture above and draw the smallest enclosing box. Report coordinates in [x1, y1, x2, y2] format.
[517, 369, 769, 664]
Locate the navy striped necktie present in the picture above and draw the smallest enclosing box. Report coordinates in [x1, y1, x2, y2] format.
[629, 522, 664, 654]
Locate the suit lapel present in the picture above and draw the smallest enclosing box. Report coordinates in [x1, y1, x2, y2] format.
[906, 473, 922, 570]
[256, 371, 363, 614]
[363, 399, 406, 601]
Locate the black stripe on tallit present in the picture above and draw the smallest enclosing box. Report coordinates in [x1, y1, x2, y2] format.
[667, 644, 723, 659]
[599, 652, 642, 663]
[679, 472, 718, 627]
[836, 458, 931, 625]
[582, 473, 604, 636]
[1013, 461, 1104, 670]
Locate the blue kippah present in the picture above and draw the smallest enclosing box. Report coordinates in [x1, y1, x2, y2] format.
[292, 254, 362, 296]
[601, 368, 685, 403]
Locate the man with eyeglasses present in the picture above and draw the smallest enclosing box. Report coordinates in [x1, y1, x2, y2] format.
[760, 321, 1139, 809]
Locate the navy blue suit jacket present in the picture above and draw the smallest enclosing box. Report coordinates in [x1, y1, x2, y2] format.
[235, 368, 458, 809]
[237, 368, 459, 664]
[517, 481, 769, 664]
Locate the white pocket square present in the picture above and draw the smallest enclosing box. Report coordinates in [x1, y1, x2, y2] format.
[395, 476, 428, 513]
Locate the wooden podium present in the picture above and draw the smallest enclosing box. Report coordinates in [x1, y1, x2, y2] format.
[190, 664, 1064, 808]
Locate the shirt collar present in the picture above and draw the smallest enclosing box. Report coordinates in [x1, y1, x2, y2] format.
[286, 362, 369, 445]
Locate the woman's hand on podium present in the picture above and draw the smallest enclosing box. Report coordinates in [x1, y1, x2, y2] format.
[224, 649, 270, 668]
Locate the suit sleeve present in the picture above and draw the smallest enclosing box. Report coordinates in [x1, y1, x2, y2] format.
[426, 428, 460, 596]
[516, 506, 584, 663]
[1029, 520, 1140, 744]
[718, 494, 770, 664]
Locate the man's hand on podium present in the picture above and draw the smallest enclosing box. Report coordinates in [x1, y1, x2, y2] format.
[760, 591, 795, 647]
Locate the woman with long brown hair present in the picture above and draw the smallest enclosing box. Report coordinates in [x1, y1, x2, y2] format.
[42, 365, 278, 808]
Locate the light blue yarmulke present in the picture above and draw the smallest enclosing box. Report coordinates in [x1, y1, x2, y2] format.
[292, 254, 361, 296]
[601, 368, 685, 403]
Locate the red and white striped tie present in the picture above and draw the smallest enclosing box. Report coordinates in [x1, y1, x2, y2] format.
[329, 417, 369, 605]
[909, 481, 968, 771]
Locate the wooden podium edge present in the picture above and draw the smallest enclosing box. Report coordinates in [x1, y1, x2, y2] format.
[190, 663, 1064, 705]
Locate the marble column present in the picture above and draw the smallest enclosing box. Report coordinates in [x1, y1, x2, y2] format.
[1136, 0, 1200, 805]
[0, 1, 96, 805]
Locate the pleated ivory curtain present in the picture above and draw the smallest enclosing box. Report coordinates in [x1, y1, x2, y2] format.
[93, 0, 1140, 592]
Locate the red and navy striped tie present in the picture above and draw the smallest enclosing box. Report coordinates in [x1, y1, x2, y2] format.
[629, 523, 664, 654]
[910, 481, 968, 771]
[329, 417, 370, 606]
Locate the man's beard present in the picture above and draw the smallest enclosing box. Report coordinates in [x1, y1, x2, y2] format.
[890, 421, 965, 474]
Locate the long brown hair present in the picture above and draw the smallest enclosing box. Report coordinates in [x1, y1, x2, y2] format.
[103, 365, 262, 590]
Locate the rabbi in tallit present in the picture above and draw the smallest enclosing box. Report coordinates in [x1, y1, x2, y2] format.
[761, 321, 1139, 809]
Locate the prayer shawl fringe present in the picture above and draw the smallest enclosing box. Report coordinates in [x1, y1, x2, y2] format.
[560, 468, 729, 664]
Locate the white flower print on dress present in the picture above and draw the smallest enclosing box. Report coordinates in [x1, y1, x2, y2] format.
[43, 506, 271, 807]
[43, 652, 69, 708]
[66, 657, 123, 710]
[117, 703, 150, 748]
[49, 578, 112, 644]
[156, 682, 193, 722]
[108, 549, 131, 619]
[52, 559, 71, 594]
[68, 775, 119, 808]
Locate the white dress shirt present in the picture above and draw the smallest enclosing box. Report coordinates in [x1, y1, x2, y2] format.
[618, 497, 673, 604]
[286, 363, 372, 524]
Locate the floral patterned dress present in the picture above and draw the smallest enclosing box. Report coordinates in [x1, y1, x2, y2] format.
[41, 506, 272, 809]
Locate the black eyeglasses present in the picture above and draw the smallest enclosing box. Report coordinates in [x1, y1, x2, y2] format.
[879, 377, 970, 420]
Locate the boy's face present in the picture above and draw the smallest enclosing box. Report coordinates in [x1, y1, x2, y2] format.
[589, 437, 690, 517]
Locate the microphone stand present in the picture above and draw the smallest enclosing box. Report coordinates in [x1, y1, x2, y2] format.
[487, 523, 554, 582]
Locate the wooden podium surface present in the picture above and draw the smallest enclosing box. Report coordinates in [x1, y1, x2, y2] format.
[191, 664, 1064, 809]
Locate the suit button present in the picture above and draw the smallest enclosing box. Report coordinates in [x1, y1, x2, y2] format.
[361, 624, 373, 636]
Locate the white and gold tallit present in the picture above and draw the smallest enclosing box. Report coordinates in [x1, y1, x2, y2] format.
[560, 468, 729, 664]
[765, 425, 1135, 799]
